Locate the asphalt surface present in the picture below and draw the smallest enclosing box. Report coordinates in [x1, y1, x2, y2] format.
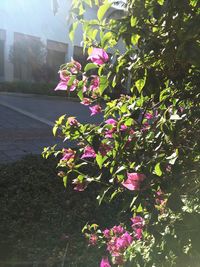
[0, 93, 102, 163]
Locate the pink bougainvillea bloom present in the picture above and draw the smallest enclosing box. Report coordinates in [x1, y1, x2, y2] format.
[112, 225, 125, 235]
[141, 121, 150, 132]
[121, 232, 133, 247]
[81, 146, 96, 159]
[144, 113, 153, 120]
[70, 60, 82, 74]
[105, 128, 116, 138]
[155, 189, 165, 205]
[89, 234, 98, 246]
[73, 181, 87, 192]
[69, 79, 79, 91]
[99, 143, 111, 157]
[135, 228, 143, 240]
[122, 172, 146, 191]
[55, 80, 69, 91]
[90, 75, 100, 91]
[67, 117, 78, 126]
[100, 257, 111, 267]
[88, 48, 109, 65]
[61, 148, 75, 161]
[59, 70, 70, 82]
[131, 216, 144, 229]
[105, 118, 117, 125]
[120, 124, 128, 131]
[81, 98, 91, 106]
[55, 70, 78, 91]
[89, 104, 102, 116]
[103, 229, 110, 239]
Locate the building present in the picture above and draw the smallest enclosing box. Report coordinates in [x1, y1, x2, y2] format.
[0, 0, 98, 82]
[0, 0, 124, 83]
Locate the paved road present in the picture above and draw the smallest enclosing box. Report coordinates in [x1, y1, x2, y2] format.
[0, 93, 102, 124]
[0, 93, 102, 163]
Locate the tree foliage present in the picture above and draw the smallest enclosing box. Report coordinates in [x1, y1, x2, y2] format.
[44, 0, 200, 266]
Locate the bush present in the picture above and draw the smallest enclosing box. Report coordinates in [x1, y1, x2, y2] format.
[0, 155, 122, 266]
[45, 0, 200, 266]
[0, 81, 79, 98]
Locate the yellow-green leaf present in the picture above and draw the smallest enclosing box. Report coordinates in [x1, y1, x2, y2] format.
[154, 163, 162, 176]
[97, 2, 111, 21]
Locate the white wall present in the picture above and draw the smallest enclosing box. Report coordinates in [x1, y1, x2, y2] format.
[0, 0, 85, 81]
[0, 0, 124, 81]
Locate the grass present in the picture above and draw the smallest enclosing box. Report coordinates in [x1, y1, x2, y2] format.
[0, 155, 116, 266]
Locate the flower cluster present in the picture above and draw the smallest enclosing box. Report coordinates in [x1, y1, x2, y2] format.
[54, 48, 108, 116]
[86, 217, 145, 266]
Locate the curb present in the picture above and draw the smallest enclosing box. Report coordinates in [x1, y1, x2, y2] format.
[0, 91, 80, 102]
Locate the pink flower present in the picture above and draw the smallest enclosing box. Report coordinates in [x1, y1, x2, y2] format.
[105, 129, 116, 138]
[90, 75, 100, 91]
[55, 70, 78, 91]
[61, 148, 75, 161]
[99, 143, 111, 157]
[55, 80, 69, 91]
[135, 228, 143, 240]
[81, 98, 91, 106]
[69, 79, 78, 91]
[122, 172, 146, 191]
[103, 229, 110, 239]
[67, 117, 78, 126]
[131, 216, 144, 229]
[88, 48, 109, 65]
[81, 146, 96, 159]
[73, 180, 87, 191]
[112, 225, 125, 235]
[115, 232, 133, 250]
[59, 70, 70, 82]
[100, 257, 111, 267]
[144, 113, 153, 120]
[89, 234, 98, 246]
[120, 124, 128, 131]
[89, 105, 102, 116]
[155, 189, 165, 205]
[105, 118, 117, 125]
[69, 60, 82, 74]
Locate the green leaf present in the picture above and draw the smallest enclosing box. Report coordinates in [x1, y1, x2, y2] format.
[130, 196, 138, 208]
[166, 150, 179, 165]
[96, 153, 104, 169]
[135, 76, 146, 93]
[97, 187, 111, 205]
[63, 176, 68, 187]
[69, 21, 79, 42]
[137, 203, 143, 212]
[97, 2, 111, 21]
[157, 0, 164, 5]
[131, 34, 140, 45]
[84, 63, 99, 72]
[53, 125, 58, 136]
[110, 189, 121, 201]
[77, 89, 83, 100]
[130, 16, 137, 27]
[99, 76, 109, 95]
[101, 31, 113, 47]
[170, 114, 182, 120]
[114, 166, 126, 175]
[154, 163, 162, 176]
